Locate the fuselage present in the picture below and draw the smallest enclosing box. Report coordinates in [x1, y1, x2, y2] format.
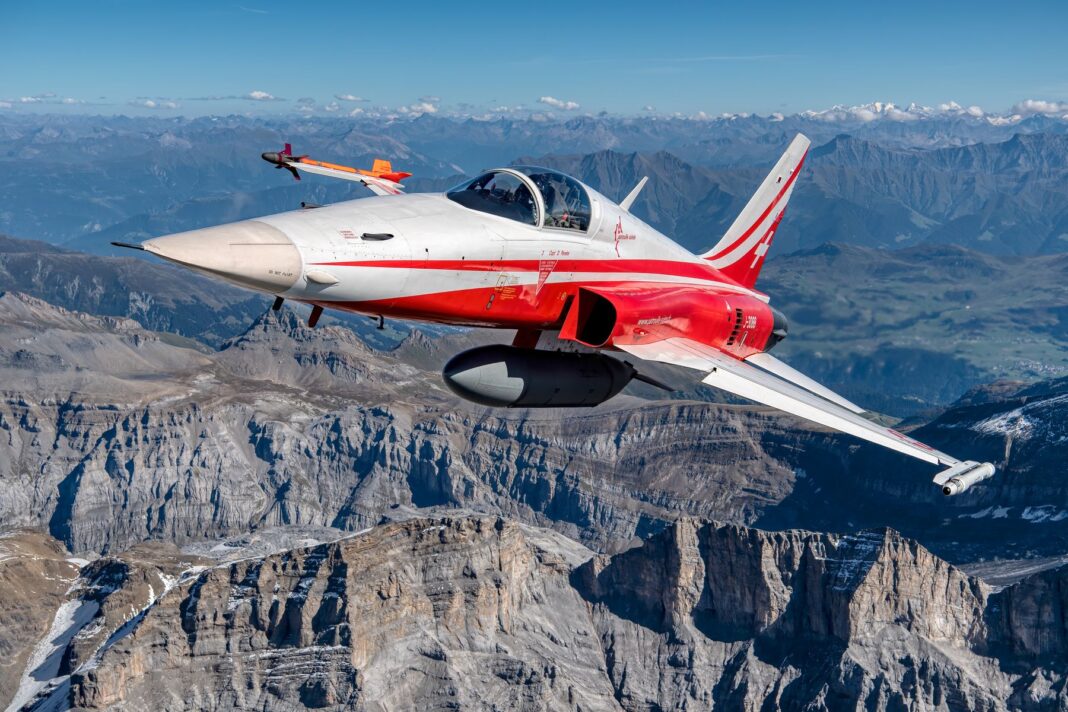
[142, 169, 781, 359]
[132, 139, 998, 494]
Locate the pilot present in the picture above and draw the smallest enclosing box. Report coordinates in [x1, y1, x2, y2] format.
[532, 173, 563, 227]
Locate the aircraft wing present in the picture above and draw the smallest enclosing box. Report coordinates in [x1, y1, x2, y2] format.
[616, 336, 965, 468]
[283, 161, 406, 196]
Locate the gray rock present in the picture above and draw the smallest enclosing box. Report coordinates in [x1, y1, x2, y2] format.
[48, 516, 1068, 711]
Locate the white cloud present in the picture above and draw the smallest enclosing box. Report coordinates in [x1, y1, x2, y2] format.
[335, 93, 367, 102]
[0, 101, 11, 109]
[185, 92, 283, 102]
[642, 105, 656, 112]
[349, 107, 365, 117]
[1012, 99, 1068, 115]
[4, 92, 89, 107]
[245, 90, 281, 101]
[16, 92, 57, 103]
[398, 101, 438, 115]
[323, 101, 341, 113]
[884, 106, 919, 121]
[128, 99, 179, 110]
[538, 96, 580, 111]
[419, 95, 441, 103]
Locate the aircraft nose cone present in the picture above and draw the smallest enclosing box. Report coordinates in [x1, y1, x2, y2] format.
[143, 220, 301, 293]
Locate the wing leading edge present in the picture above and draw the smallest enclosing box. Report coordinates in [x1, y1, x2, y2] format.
[616, 337, 995, 493]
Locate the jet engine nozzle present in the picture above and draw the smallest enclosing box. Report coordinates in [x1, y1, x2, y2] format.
[764, 306, 789, 351]
[935, 461, 996, 496]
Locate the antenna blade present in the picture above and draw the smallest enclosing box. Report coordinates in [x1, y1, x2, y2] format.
[620, 176, 648, 212]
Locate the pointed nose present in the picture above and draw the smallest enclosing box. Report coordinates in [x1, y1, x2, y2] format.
[143, 220, 301, 293]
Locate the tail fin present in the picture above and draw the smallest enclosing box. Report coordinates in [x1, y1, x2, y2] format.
[371, 159, 393, 175]
[701, 133, 810, 288]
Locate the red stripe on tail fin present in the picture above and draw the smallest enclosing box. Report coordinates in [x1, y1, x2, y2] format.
[700, 134, 809, 289]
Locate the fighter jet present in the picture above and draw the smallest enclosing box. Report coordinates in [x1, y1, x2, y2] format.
[113, 135, 995, 496]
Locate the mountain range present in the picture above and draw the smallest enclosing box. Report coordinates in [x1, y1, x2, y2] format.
[2, 109, 1068, 710]
[1, 275, 1067, 709]
[5, 234, 1064, 416]
[2, 114, 1068, 259]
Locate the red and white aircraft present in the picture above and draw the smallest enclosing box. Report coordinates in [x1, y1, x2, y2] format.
[115, 134, 994, 496]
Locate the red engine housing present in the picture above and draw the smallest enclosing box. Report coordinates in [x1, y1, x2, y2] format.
[559, 284, 782, 358]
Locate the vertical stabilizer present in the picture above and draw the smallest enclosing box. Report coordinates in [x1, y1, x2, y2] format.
[700, 133, 809, 288]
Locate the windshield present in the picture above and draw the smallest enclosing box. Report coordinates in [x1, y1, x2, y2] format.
[446, 171, 537, 226]
[513, 167, 591, 232]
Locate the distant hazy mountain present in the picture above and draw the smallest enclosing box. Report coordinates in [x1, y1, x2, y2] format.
[760, 242, 1068, 414]
[0, 234, 414, 348]
[5, 109, 1068, 712]
[3, 232, 1064, 413]
[2, 113, 1068, 258]
[526, 132, 1068, 256]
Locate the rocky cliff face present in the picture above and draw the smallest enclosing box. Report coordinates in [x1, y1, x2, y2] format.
[0, 292, 837, 556]
[0, 530, 84, 711]
[13, 515, 1055, 712]
[2, 290, 1067, 566]
[2, 290, 1068, 709]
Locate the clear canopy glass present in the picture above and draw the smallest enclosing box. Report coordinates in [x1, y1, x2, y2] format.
[446, 171, 537, 226]
[447, 167, 591, 232]
[512, 166, 591, 232]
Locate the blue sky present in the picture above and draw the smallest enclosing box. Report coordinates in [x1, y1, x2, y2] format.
[3, 0, 1067, 117]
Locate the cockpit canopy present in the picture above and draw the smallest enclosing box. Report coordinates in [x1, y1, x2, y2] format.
[446, 167, 591, 232]
[446, 170, 537, 225]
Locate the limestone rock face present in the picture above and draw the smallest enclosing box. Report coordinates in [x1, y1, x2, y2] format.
[0, 530, 82, 710]
[574, 521, 1006, 711]
[41, 516, 1068, 712]
[988, 563, 1068, 661]
[0, 294, 826, 556]
[4, 292, 1068, 709]
[3, 292, 1068, 566]
[71, 516, 616, 712]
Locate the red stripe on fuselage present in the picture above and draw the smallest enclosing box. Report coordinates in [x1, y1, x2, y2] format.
[312, 279, 741, 330]
[308, 257, 747, 286]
